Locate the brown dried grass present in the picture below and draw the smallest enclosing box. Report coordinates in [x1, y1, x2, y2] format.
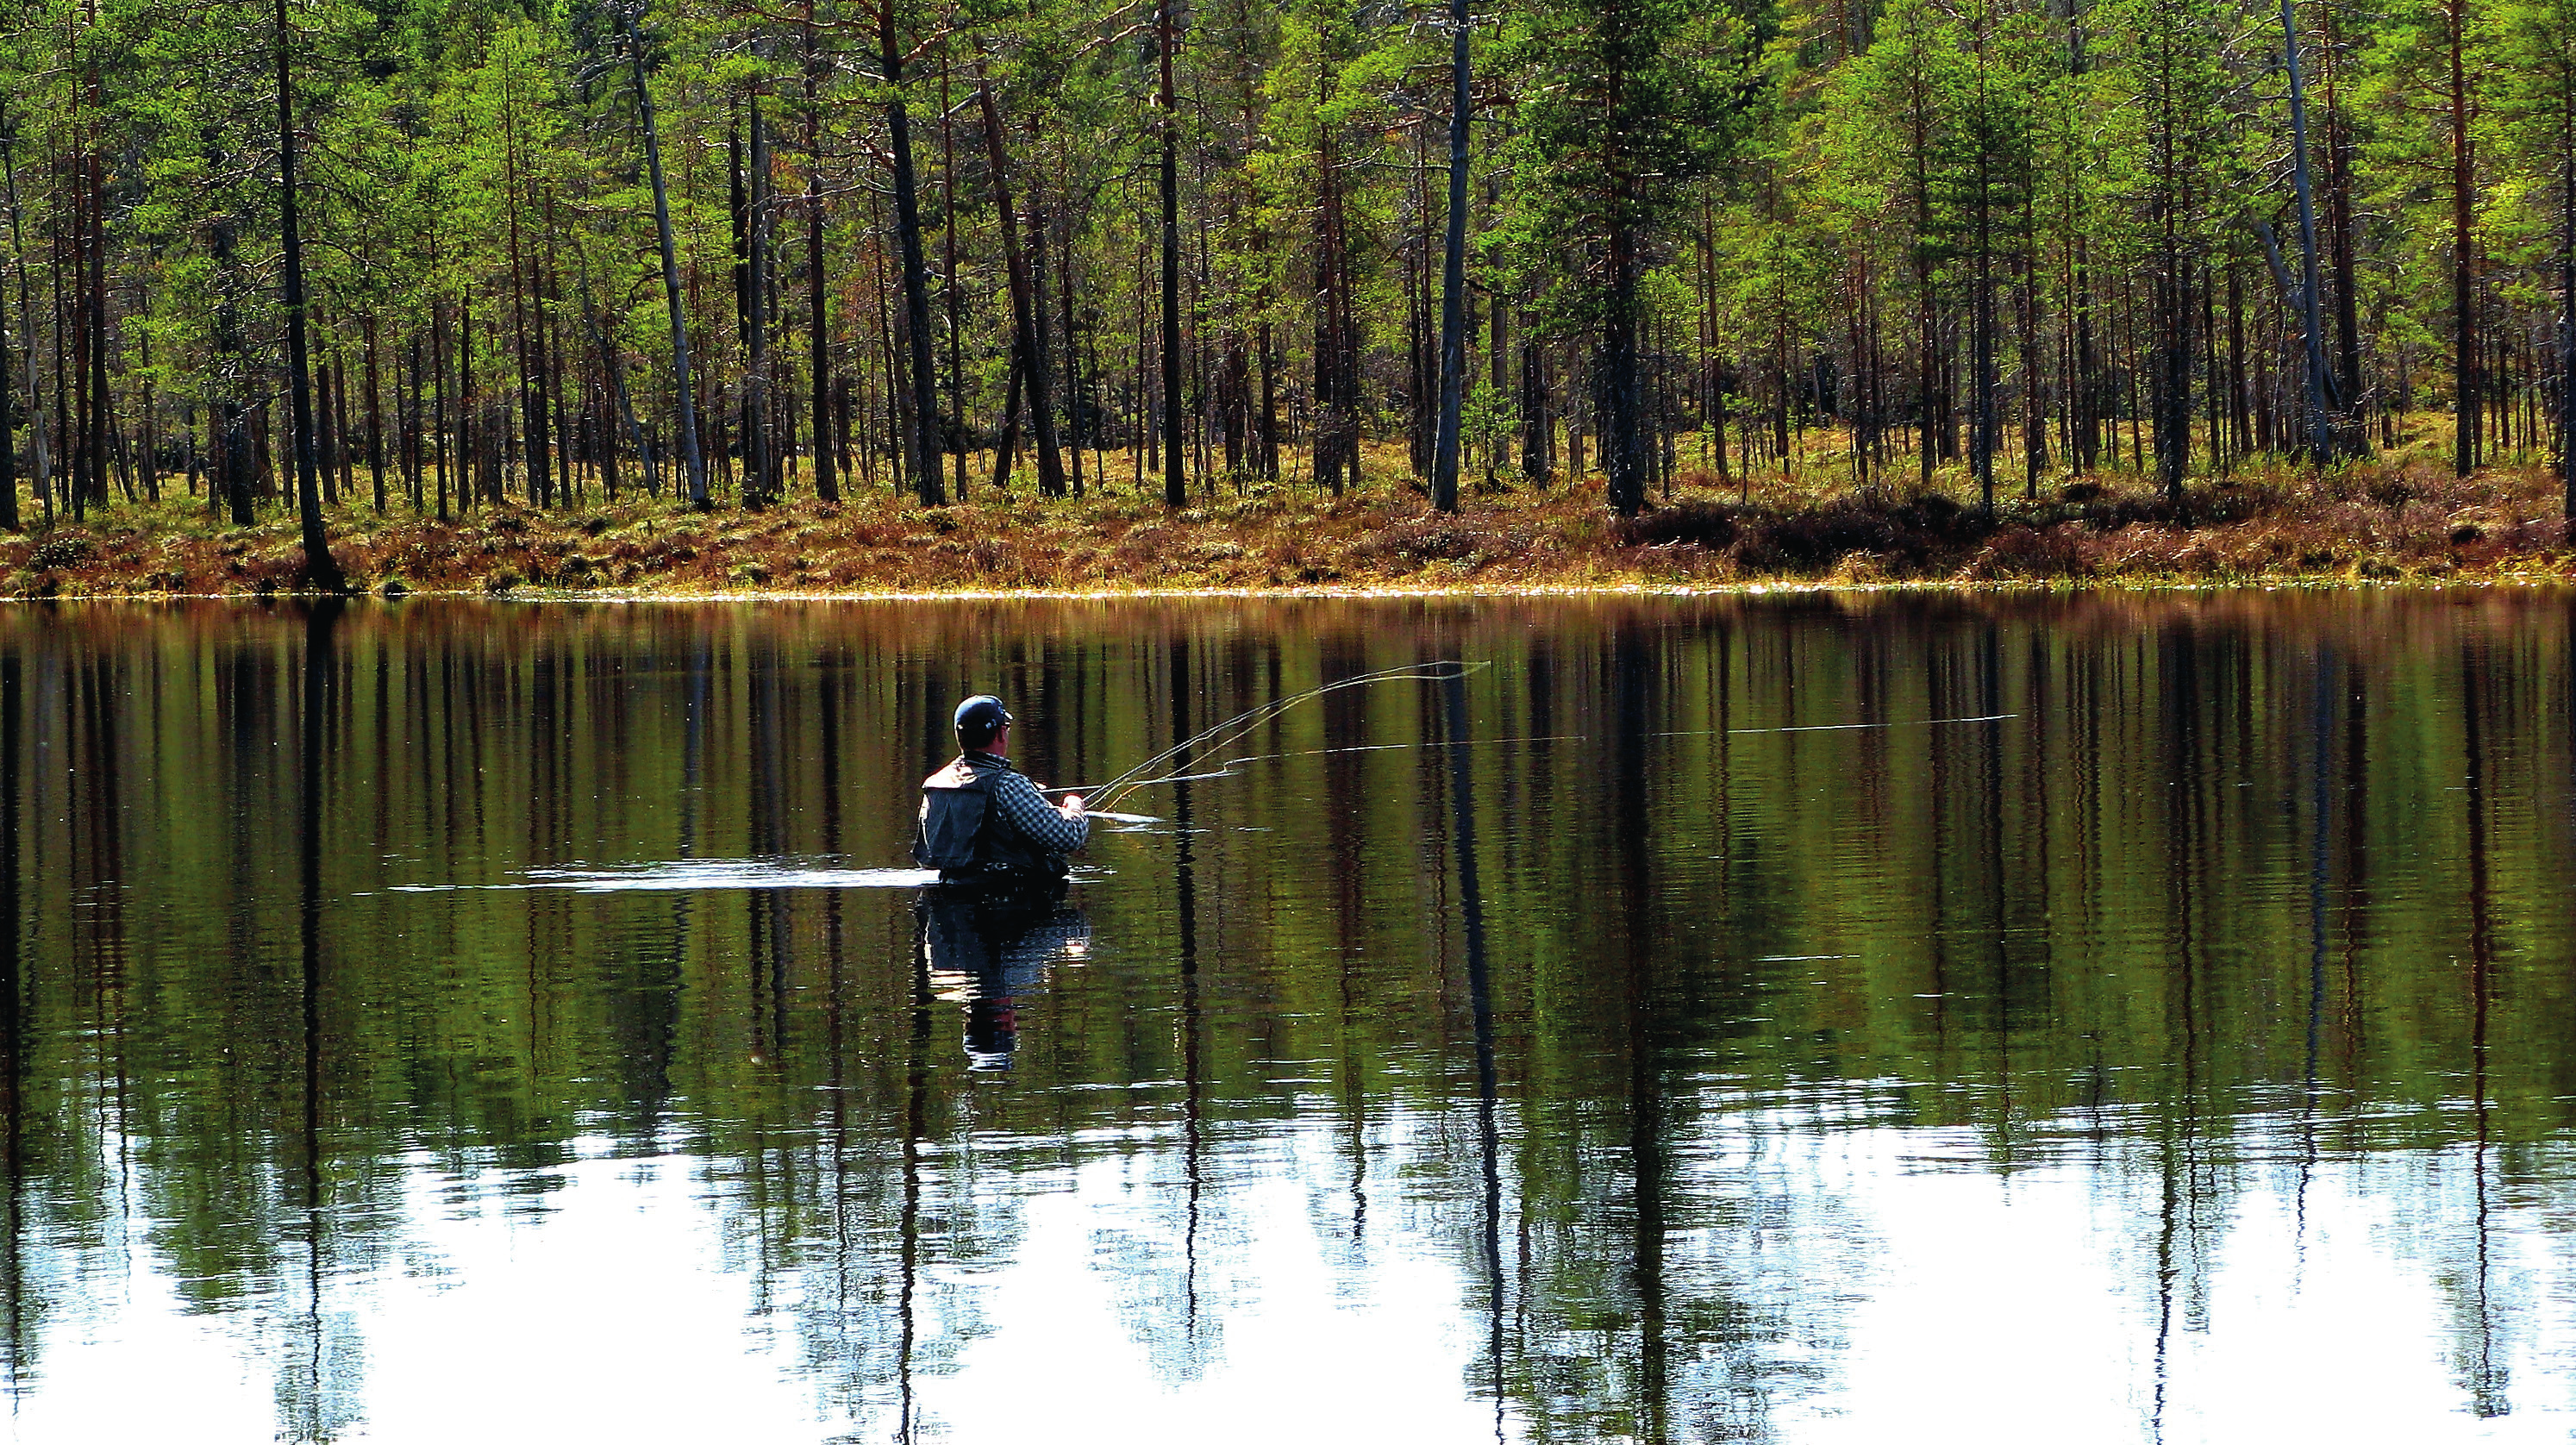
[6, 441, 2570, 598]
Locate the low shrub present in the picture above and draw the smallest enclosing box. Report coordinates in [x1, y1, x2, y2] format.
[28, 535, 96, 572]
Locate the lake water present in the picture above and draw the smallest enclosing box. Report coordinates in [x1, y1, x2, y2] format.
[5, 593, 2575, 1444]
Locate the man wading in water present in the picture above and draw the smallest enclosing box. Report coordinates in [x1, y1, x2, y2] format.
[914, 695, 1089, 893]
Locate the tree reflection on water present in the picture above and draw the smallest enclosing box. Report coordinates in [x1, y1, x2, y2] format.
[3, 593, 2574, 1442]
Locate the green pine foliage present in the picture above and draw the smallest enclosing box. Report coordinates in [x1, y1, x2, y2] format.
[0, 0, 2567, 541]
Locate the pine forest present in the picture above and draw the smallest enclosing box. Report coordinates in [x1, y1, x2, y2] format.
[0, 0, 2572, 590]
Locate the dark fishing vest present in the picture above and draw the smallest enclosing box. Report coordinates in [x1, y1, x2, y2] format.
[913, 752, 1061, 880]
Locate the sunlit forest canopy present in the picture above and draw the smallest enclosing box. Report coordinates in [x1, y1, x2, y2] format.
[0, 0, 2568, 535]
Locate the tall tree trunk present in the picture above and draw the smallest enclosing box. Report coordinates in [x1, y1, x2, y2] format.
[2074, 235, 2098, 472]
[222, 376, 253, 525]
[1158, 0, 1186, 507]
[1970, 41, 1997, 516]
[884, 10, 945, 504]
[806, 3, 837, 504]
[275, 0, 346, 591]
[1, 115, 41, 522]
[871, 188, 902, 491]
[543, 251, 570, 504]
[2227, 264, 2249, 455]
[1604, 83, 1645, 516]
[1973, 153, 1996, 514]
[2281, 0, 2339, 460]
[0, 107, 15, 533]
[975, 77, 1066, 496]
[1910, 70, 1937, 492]
[1408, 129, 1433, 479]
[1522, 328, 1549, 485]
[2150, 50, 2190, 507]
[746, 98, 774, 506]
[2560, 87, 2573, 518]
[1196, 177, 1216, 490]
[1430, 0, 1472, 513]
[50, 198, 68, 518]
[462, 298, 486, 505]
[1029, 128, 1066, 492]
[0, 232, 12, 532]
[1060, 177, 1087, 494]
[331, 347, 353, 503]
[2320, 0, 2365, 438]
[1314, 98, 1353, 497]
[2020, 206, 2044, 495]
[2155, 262, 2191, 500]
[71, 139, 92, 516]
[1257, 318, 1277, 480]
[404, 331, 423, 510]
[940, 67, 966, 500]
[53, 183, 71, 520]
[1141, 201, 1157, 481]
[1488, 257, 1510, 479]
[993, 343, 1023, 493]
[578, 260, 659, 497]
[541, 191, 576, 505]
[362, 314, 385, 511]
[628, 10, 710, 508]
[2448, 0, 2478, 477]
[440, 296, 460, 515]
[505, 77, 546, 507]
[432, 300, 450, 518]
[86, 134, 107, 515]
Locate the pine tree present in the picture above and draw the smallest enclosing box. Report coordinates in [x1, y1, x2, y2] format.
[1502, 0, 1760, 516]
[2490, 0, 2576, 510]
[1829, 0, 1968, 494]
[2104, 0, 2235, 501]
[274, 0, 347, 589]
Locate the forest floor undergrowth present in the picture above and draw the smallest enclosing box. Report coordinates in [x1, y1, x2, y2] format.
[6, 439, 2573, 598]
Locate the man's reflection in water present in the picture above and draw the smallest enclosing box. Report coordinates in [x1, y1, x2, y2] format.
[916, 890, 1091, 1072]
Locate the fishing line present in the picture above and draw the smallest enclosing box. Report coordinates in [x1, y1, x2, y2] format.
[1085, 660, 1489, 811]
[1046, 660, 1490, 812]
[1703, 712, 2015, 738]
[1068, 714, 2015, 800]
[1069, 732, 1595, 796]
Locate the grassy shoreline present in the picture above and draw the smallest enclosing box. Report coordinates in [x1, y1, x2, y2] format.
[7, 447, 2572, 600]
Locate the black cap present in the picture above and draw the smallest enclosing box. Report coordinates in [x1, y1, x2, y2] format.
[953, 694, 1011, 747]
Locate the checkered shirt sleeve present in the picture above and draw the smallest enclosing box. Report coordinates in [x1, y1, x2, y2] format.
[987, 768, 1090, 854]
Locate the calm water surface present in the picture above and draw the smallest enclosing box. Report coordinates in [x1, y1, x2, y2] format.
[6, 593, 2576, 1443]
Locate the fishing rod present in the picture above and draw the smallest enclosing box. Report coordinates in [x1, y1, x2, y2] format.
[1046, 660, 1490, 813]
